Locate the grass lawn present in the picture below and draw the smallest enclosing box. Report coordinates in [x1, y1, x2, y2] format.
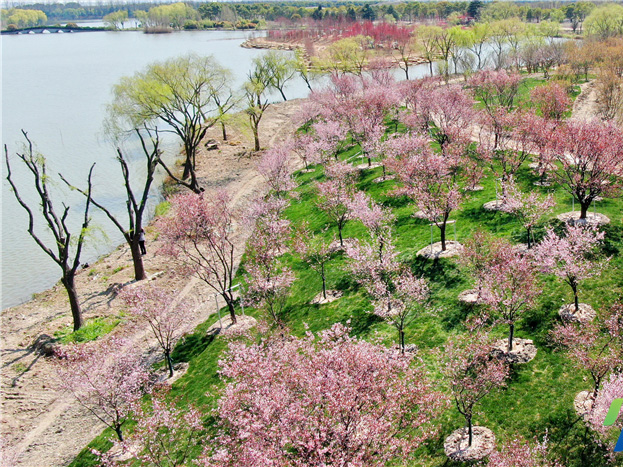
[70, 78, 623, 467]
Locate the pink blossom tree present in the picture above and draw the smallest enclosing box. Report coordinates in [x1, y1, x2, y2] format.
[95, 385, 203, 467]
[293, 225, 336, 301]
[316, 161, 358, 246]
[478, 240, 541, 352]
[586, 372, 623, 452]
[484, 434, 563, 467]
[158, 191, 238, 324]
[121, 285, 193, 378]
[257, 141, 296, 196]
[200, 323, 446, 466]
[500, 178, 556, 248]
[311, 120, 349, 162]
[551, 302, 623, 398]
[388, 141, 475, 252]
[547, 119, 623, 220]
[244, 197, 294, 325]
[422, 85, 477, 152]
[469, 70, 522, 114]
[530, 82, 571, 122]
[534, 224, 608, 314]
[56, 337, 151, 441]
[440, 330, 509, 448]
[346, 226, 428, 353]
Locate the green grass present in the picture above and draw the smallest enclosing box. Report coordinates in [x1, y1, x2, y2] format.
[55, 317, 121, 345]
[70, 78, 623, 466]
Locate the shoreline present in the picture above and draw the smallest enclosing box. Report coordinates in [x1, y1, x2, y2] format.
[0, 98, 305, 466]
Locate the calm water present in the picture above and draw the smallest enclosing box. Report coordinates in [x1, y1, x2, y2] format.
[1, 30, 433, 309]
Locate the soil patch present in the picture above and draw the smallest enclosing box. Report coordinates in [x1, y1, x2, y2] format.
[444, 426, 496, 462]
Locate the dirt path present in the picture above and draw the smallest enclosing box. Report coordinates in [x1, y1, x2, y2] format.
[571, 79, 599, 122]
[0, 99, 303, 467]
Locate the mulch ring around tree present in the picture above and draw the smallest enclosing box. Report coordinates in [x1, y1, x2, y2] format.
[416, 241, 464, 259]
[574, 390, 595, 418]
[491, 338, 537, 364]
[556, 211, 610, 226]
[355, 162, 382, 170]
[483, 200, 507, 211]
[372, 174, 395, 183]
[559, 303, 596, 323]
[207, 315, 258, 337]
[444, 426, 496, 462]
[310, 290, 343, 305]
[154, 362, 190, 386]
[457, 289, 486, 305]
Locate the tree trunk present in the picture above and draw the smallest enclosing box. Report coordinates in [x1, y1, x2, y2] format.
[508, 323, 514, 352]
[571, 280, 579, 312]
[404, 66, 409, 81]
[321, 263, 327, 300]
[278, 88, 288, 101]
[579, 201, 590, 220]
[62, 274, 83, 331]
[526, 227, 532, 249]
[400, 329, 405, 354]
[440, 222, 447, 251]
[221, 122, 228, 141]
[338, 226, 344, 247]
[225, 295, 237, 324]
[429, 61, 433, 76]
[165, 349, 174, 378]
[467, 416, 473, 447]
[253, 125, 260, 152]
[182, 154, 192, 180]
[130, 239, 147, 281]
[114, 425, 123, 442]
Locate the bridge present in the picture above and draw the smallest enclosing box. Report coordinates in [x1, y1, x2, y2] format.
[1, 26, 105, 35]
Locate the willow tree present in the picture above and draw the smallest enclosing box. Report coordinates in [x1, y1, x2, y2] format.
[107, 54, 232, 193]
[5, 132, 94, 331]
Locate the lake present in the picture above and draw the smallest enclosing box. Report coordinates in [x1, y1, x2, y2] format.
[1, 29, 434, 309]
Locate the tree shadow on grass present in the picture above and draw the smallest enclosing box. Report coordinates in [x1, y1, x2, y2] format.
[171, 332, 217, 364]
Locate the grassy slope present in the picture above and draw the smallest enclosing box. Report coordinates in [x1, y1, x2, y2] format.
[71, 77, 623, 467]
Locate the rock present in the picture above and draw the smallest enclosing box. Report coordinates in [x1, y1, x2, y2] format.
[444, 426, 496, 462]
[492, 338, 537, 364]
[204, 139, 218, 151]
[31, 334, 58, 357]
[559, 303, 596, 323]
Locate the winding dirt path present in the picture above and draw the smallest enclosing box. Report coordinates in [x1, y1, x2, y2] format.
[0, 99, 303, 467]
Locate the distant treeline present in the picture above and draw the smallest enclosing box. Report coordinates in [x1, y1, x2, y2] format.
[5, 1, 593, 24]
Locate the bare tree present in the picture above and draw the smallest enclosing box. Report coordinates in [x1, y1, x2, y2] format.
[244, 61, 272, 152]
[61, 128, 161, 281]
[5, 131, 94, 330]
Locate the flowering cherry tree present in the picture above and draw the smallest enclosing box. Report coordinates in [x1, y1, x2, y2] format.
[158, 191, 238, 324]
[478, 240, 540, 352]
[551, 302, 623, 398]
[257, 141, 296, 196]
[485, 434, 563, 467]
[500, 178, 556, 248]
[95, 385, 203, 467]
[586, 372, 623, 452]
[121, 285, 193, 378]
[293, 225, 336, 301]
[440, 330, 509, 448]
[316, 161, 358, 246]
[547, 120, 623, 220]
[244, 196, 294, 325]
[389, 140, 475, 252]
[200, 323, 445, 466]
[56, 337, 151, 441]
[530, 82, 571, 122]
[534, 224, 608, 313]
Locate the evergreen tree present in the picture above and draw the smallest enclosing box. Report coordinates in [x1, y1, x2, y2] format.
[361, 4, 376, 21]
[467, 0, 483, 20]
